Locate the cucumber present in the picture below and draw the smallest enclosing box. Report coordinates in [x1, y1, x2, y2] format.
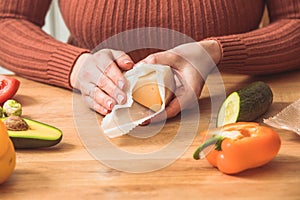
[217, 81, 273, 127]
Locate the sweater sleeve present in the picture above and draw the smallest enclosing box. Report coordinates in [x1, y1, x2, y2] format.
[211, 0, 300, 75]
[0, 0, 90, 89]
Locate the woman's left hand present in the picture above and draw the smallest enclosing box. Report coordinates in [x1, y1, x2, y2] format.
[140, 40, 221, 123]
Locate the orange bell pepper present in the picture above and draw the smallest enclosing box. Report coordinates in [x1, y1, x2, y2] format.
[193, 122, 281, 174]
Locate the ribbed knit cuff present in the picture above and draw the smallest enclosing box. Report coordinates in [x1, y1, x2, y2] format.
[208, 35, 248, 71]
[47, 44, 90, 89]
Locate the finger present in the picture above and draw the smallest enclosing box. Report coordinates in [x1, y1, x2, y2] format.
[103, 62, 128, 90]
[97, 73, 127, 104]
[93, 87, 117, 111]
[149, 84, 198, 123]
[81, 83, 116, 111]
[141, 52, 184, 69]
[150, 97, 181, 123]
[80, 82, 96, 96]
[93, 51, 130, 90]
[112, 50, 135, 70]
[83, 95, 110, 116]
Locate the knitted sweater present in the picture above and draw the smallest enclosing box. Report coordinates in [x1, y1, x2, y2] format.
[0, 0, 299, 89]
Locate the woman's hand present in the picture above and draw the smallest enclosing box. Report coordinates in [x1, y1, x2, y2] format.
[70, 49, 134, 115]
[141, 40, 221, 123]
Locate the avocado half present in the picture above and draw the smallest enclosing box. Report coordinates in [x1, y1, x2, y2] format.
[1, 117, 63, 149]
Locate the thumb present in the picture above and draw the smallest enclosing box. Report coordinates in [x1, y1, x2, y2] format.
[150, 97, 181, 123]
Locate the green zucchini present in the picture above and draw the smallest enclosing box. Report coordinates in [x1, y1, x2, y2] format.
[217, 81, 273, 127]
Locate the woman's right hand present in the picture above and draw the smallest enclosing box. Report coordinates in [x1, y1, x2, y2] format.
[70, 49, 134, 115]
[139, 40, 221, 123]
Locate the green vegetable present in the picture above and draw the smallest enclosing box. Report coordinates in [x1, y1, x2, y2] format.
[3, 99, 22, 117]
[1, 117, 63, 149]
[0, 107, 3, 117]
[217, 81, 273, 127]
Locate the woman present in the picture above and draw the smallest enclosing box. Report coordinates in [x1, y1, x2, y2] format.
[0, 0, 299, 122]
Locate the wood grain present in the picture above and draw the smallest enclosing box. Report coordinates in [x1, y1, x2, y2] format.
[0, 70, 299, 199]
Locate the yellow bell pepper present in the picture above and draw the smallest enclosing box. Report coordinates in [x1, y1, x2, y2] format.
[0, 120, 16, 184]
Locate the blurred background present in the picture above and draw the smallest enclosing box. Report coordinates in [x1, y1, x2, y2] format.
[0, 0, 69, 74]
[42, 0, 70, 42]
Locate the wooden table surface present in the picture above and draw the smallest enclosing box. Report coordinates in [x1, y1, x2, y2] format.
[0, 70, 299, 200]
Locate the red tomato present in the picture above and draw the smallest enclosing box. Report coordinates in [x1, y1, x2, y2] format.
[0, 75, 20, 104]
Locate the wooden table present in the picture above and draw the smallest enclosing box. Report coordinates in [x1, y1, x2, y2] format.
[0, 70, 299, 199]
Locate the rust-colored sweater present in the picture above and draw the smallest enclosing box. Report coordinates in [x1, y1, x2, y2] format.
[0, 0, 299, 89]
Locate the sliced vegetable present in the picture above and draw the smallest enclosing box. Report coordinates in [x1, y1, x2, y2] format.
[217, 81, 273, 127]
[193, 122, 281, 174]
[1, 117, 63, 149]
[3, 99, 22, 117]
[0, 75, 20, 104]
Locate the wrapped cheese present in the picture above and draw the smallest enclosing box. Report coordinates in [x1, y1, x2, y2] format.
[132, 70, 174, 112]
[101, 63, 175, 138]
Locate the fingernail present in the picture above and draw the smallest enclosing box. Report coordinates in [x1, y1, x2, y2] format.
[124, 60, 134, 65]
[107, 100, 114, 110]
[102, 108, 108, 114]
[117, 94, 125, 104]
[118, 80, 125, 89]
[141, 119, 151, 126]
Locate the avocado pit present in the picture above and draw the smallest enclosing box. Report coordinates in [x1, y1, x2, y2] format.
[4, 116, 29, 131]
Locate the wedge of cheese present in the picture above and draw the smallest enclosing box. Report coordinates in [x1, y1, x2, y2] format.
[132, 68, 175, 112]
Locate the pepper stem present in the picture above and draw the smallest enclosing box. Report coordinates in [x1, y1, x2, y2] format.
[193, 136, 223, 160]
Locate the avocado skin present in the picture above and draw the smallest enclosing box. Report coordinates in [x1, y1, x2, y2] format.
[10, 135, 63, 149]
[1, 117, 63, 149]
